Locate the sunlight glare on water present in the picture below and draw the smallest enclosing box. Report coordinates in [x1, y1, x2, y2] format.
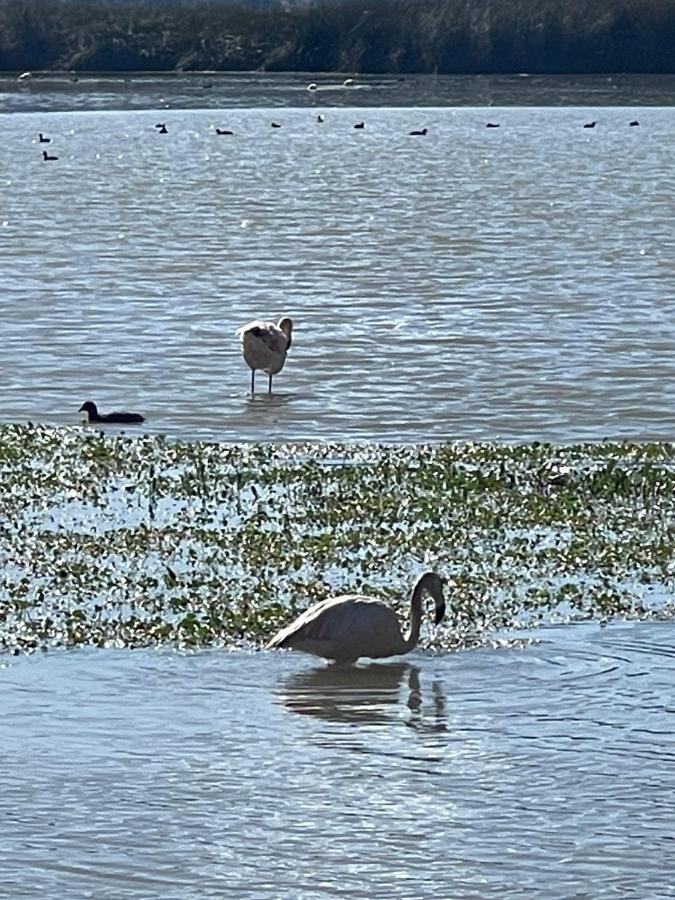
[1, 98, 674, 441]
[3, 622, 675, 898]
[3, 75, 675, 899]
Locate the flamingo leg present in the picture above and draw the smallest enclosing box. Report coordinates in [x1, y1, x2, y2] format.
[268, 373, 273, 394]
[251, 369, 255, 395]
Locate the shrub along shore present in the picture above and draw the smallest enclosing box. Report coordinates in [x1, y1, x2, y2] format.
[1, 0, 675, 74]
[1, 424, 673, 654]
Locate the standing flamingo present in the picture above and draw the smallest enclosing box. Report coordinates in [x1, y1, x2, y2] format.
[266, 572, 446, 664]
[236, 317, 293, 395]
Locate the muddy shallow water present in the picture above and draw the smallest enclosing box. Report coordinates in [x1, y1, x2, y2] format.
[3, 620, 675, 898]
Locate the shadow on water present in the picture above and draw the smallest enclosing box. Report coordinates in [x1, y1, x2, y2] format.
[277, 661, 448, 730]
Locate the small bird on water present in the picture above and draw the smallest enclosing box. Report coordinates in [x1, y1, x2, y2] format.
[266, 571, 446, 664]
[236, 317, 293, 395]
[155, 123, 168, 134]
[409, 127, 428, 135]
[354, 121, 365, 129]
[216, 128, 234, 135]
[79, 401, 145, 424]
[583, 121, 597, 128]
[42, 150, 58, 161]
[38, 133, 51, 143]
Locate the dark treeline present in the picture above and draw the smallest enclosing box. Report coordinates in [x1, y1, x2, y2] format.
[1, 0, 674, 74]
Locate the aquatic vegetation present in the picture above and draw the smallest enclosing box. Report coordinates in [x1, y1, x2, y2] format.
[0, 424, 674, 654]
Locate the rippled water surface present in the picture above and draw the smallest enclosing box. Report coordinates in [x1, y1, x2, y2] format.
[2, 76, 675, 442]
[4, 621, 675, 898]
[3, 76, 675, 897]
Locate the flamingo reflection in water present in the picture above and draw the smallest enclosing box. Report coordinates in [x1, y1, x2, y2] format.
[277, 662, 447, 730]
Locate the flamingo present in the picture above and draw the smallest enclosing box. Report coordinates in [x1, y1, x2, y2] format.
[236, 317, 293, 395]
[79, 401, 144, 424]
[266, 572, 446, 664]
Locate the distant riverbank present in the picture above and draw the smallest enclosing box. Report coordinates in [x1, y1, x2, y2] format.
[1, 0, 674, 74]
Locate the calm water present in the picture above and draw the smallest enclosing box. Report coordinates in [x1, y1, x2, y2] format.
[3, 621, 675, 898]
[2, 76, 675, 441]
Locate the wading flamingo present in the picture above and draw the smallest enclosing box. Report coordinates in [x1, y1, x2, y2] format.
[237, 317, 293, 395]
[266, 571, 446, 664]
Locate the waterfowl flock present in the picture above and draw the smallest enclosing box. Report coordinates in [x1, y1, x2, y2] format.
[35, 109, 645, 162]
[35, 102, 645, 429]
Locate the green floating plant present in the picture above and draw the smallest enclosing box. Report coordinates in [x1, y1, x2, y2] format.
[0, 424, 673, 654]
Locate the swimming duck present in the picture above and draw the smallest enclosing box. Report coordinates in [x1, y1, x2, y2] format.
[79, 401, 145, 424]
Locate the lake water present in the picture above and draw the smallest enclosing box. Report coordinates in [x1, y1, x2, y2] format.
[3, 74, 675, 897]
[2, 74, 675, 442]
[4, 620, 675, 899]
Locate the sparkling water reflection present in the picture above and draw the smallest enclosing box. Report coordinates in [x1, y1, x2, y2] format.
[2, 100, 675, 442]
[3, 621, 675, 898]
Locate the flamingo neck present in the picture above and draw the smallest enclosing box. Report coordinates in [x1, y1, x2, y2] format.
[402, 583, 425, 653]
